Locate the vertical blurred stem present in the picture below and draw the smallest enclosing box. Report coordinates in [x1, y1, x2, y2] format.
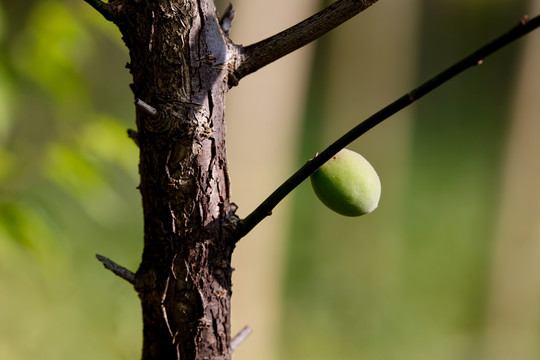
[483, 1, 540, 358]
[225, 2, 318, 360]
[293, 1, 334, 163]
[402, 0, 528, 352]
[281, 0, 333, 357]
[283, 3, 333, 272]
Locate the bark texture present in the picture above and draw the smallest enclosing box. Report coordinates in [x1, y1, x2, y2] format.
[113, 1, 239, 359]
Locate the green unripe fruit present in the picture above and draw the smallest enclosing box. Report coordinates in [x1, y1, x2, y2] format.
[310, 149, 381, 216]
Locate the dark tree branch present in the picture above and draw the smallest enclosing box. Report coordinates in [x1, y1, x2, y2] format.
[237, 14, 540, 239]
[96, 254, 136, 285]
[232, 0, 380, 83]
[83, 0, 113, 21]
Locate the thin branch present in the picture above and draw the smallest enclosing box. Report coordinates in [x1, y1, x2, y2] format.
[83, 0, 113, 21]
[232, 0, 380, 83]
[230, 326, 253, 351]
[96, 254, 136, 285]
[237, 14, 540, 239]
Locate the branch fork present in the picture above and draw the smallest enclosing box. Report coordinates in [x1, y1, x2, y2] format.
[230, 0, 381, 85]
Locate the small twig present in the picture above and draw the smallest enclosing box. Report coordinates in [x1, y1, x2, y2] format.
[136, 99, 159, 118]
[232, 0, 380, 84]
[230, 326, 253, 351]
[220, 3, 235, 33]
[237, 14, 540, 239]
[96, 254, 136, 285]
[82, 0, 113, 21]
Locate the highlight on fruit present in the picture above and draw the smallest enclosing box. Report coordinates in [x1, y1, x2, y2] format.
[310, 148, 381, 216]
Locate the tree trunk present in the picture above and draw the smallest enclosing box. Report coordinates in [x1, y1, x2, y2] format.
[114, 1, 239, 359]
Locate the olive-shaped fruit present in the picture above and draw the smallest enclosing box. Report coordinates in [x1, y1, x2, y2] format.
[310, 149, 381, 216]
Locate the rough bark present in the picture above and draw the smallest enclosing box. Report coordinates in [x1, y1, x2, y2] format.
[113, 1, 239, 359]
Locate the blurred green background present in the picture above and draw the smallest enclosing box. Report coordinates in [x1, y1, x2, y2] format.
[1, 0, 540, 359]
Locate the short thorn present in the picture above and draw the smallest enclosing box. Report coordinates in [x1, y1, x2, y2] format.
[83, 0, 113, 21]
[96, 254, 136, 285]
[127, 128, 140, 147]
[136, 99, 158, 118]
[220, 3, 235, 33]
[231, 326, 253, 351]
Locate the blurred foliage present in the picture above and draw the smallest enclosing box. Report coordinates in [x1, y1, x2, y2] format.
[0, 0, 141, 358]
